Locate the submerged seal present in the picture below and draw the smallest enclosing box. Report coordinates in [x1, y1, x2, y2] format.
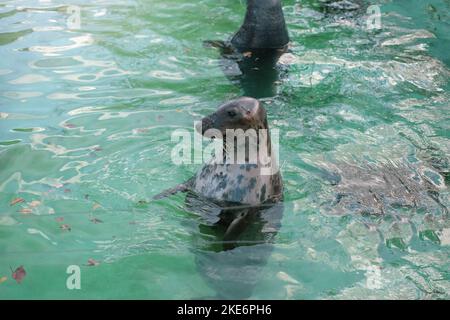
[205, 0, 290, 98]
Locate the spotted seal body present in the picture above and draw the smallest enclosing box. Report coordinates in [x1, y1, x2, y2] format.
[193, 97, 283, 205]
[153, 97, 283, 206]
[193, 163, 278, 205]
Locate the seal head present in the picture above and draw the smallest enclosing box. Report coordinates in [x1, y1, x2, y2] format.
[197, 97, 267, 136]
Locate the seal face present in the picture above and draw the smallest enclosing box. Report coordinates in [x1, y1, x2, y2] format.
[192, 97, 283, 206]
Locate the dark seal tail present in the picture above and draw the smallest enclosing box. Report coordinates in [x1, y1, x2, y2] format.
[231, 0, 289, 50]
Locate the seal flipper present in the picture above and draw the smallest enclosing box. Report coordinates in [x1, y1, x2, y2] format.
[222, 209, 255, 250]
[203, 40, 236, 56]
[153, 178, 194, 200]
[223, 207, 258, 250]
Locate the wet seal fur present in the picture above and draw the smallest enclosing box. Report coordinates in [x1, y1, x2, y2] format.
[204, 0, 290, 98]
[193, 97, 283, 205]
[154, 97, 283, 206]
[231, 0, 289, 50]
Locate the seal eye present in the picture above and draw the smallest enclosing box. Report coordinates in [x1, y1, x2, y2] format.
[227, 110, 237, 118]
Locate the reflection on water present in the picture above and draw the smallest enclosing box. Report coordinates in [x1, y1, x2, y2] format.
[184, 193, 283, 299]
[210, 44, 288, 99]
[0, 0, 449, 299]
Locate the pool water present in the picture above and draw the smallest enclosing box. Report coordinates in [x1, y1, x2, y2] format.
[0, 0, 449, 299]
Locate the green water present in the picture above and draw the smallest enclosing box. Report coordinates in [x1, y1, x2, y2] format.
[1, 0, 449, 299]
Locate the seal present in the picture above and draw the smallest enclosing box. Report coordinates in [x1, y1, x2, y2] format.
[154, 97, 283, 206]
[153, 97, 284, 299]
[205, 0, 290, 98]
[231, 0, 289, 51]
[193, 96, 283, 205]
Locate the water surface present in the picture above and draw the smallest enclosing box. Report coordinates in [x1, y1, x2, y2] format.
[0, 0, 449, 299]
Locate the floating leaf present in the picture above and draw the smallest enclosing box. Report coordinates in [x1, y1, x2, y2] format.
[64, 188, 71, 193]
[10, 198, 25, 206]
[278, 53, 298, 65]
[0, 276, 7, 284]
[90, 217, 103, 224]
[60, 224, 71, 231]
[92, 203, 101, 210]
[11, 266, 26, 283]
[19, 208, 32, 214]
[55, 217, 64, 222]
[86, 258, 100, 267]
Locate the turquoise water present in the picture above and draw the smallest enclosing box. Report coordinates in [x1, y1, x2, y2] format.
[0, 0, 449, 299]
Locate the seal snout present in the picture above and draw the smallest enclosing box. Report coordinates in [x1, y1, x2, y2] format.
[197, 97, 265, 138]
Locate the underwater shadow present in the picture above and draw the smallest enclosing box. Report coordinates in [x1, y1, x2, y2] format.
[185, 192, 284, 299]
